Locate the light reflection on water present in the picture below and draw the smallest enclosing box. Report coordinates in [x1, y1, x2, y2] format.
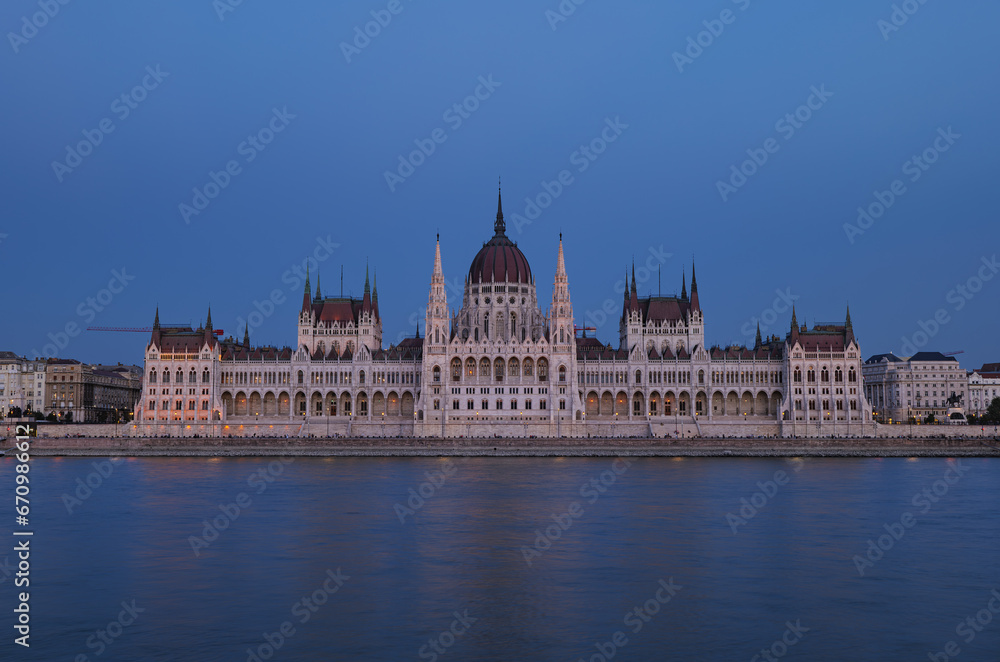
[0, 456, 997, 660]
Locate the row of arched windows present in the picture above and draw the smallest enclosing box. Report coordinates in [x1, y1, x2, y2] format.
[149, 368, 209, 384]
[793, 366, 857, 383]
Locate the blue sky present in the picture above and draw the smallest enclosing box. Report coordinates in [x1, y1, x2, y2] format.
[2, 1, 997, 370]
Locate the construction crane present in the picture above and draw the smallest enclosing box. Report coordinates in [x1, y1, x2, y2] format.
[88, 326, 224, 335]
[943, 351, 965, 356]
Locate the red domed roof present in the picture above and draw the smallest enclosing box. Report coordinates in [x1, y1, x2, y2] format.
[468, 190, 533, 285]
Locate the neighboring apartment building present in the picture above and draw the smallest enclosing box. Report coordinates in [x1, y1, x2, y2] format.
[46, 359, 142, 422]
[0, 351, 47, 415]
[968, 363, 1000, 417]
[863, 351, 967, 422]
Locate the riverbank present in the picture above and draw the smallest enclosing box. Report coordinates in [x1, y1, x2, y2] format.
[8, 436, 999, 457]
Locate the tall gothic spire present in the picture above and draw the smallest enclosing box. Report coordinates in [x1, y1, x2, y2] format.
[205, 306, 212, 331]
[153, 306, 160, 330]
[495, 182, 505, 236]
[243, 323, 250, 348]
[690, 260, 700, 311]
[681, 270, 687, 301]
[315, 271, 322, 300]
[362, 263, 372, 313]
[302, 262, 312, 311]
[755, 322, 762, 349]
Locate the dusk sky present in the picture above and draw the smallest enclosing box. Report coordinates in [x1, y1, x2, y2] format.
[3, 1, 997, 369]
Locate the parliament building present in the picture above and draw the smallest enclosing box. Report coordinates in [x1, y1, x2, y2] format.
[134, 191, 872, 438]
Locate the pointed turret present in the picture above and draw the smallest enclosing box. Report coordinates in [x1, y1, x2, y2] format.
[629, 262, 639, 312]
[690, 261, 700, 311]
[551, 232, 574, 346]
[495, 183, 505, 236]
[426, 234, 449, 347]
[362, 264, 372, 314]
[372, 270, 380, 320]
[150, 306, 161, 348]
[315, 271, 322, 300]
[301, 263, 312, 312]
[680, 270, 687, 301]
[205, 306, 213, 331]
[845, 304, 855, 345]
[243, 323, 250, 349]
[790, 305, 800, 343]
[755, 322, 762, 349]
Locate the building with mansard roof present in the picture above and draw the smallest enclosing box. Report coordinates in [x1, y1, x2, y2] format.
[133, 190, 871, 438]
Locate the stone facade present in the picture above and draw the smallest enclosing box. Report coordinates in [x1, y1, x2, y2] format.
[967, 363, 1000, 417]
[863, 351, 967, 423]
[0, 351, 47, 415]
[134, 191, 873, 438]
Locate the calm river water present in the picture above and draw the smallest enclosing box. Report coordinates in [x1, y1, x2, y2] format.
[0, 455, 998, 661]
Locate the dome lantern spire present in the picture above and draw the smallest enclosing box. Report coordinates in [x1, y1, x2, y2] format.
[495, 179, 505, 236]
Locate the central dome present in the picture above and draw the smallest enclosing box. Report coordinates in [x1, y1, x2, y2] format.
[468, 190, 533, 285]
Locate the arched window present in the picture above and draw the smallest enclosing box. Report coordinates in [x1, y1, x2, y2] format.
[538, 358, 548, 382]
[298, 370, 304, 384]
[465, 357, 476, 377]
[523, 358, 534, 377]
[175, 369, 183, 383]
[189, 369, 197, 383]
[793, 368, 801, 383]
[634, 370, 641, 384]
[807, 369, 815, 382]
[834, 367, 843, 382]
[848, 368, 857, 382]
[451, 358, 461, 381]
[433, 366, 441, 383]
[494, 358, 504, 381]
[162, 370, 170, 383]
[149, 369, 157, 384]
[202, 368, 210, 383]
[508, 358, 520, 377]
[821, 367, 829, 382]
[479, 358, 490, 377]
